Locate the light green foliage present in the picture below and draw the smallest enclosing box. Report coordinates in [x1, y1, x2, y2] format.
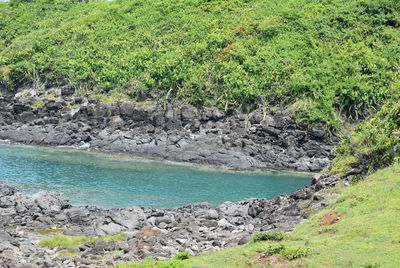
[329, 101, 400, 175]
[30, 99, 45, 109]
[1, 0, 400, 129]
[38, 233, 127, 247]
[173, 252, 191, 260]
[251, 231, 286, 242]
[118, 164, 400, 267]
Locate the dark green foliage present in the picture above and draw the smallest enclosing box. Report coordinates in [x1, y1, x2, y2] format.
[173, 252, 191, 260]
[252, 231, 286, 242]
[350, 174, 365, 185]
[264, 244, 285, 256]
[1, 0, 400, 129]
[329, 101, 400, 176]
[265, 244, 311, 260]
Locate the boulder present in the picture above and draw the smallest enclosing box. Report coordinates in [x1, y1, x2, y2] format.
[32, 191, 70, 214]
[238, 235, 251, 245]
[216, 201, 249, 218]
[98, 222, 124, 235]
[65, 207, 92, 225]
[119, 101, 134, 117]
[0, 183, 18, 198]
[181, 105, 198, 121]
[110, 115, 124, 126]
[60, 85, 74, 96]
[19, 111, 35, 123]
[109, 207, 146, 230]
[205, 209, 219, 220]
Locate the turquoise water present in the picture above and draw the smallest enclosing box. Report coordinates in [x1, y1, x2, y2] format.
[0, 144, 311, 208]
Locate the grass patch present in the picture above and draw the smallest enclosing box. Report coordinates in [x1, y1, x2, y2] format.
[38, 233, 127, 248]
[117, 164, 400, 267]
[34, 228, 65, 235]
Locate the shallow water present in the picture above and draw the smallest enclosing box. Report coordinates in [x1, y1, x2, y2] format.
[0, 144, 311, 208]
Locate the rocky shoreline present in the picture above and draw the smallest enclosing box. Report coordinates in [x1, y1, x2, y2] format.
[0, 172, 338, 267]
[0, 92, 341, 267]
[0, 93, 337, 172]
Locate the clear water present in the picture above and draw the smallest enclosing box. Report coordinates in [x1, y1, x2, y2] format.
[0, 144, 311, 208]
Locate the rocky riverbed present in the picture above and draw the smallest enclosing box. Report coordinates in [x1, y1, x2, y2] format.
[0, 92, 337, 172]
[0, 172, 338, 267]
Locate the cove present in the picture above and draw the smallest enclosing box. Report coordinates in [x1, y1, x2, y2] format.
[0, 144, 311, 208]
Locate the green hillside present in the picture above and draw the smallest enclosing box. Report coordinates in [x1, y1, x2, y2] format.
[117, 163, 400, 267]
[1, 0, 400, 129]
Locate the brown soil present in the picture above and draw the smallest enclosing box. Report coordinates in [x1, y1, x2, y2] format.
[141, 228, 161, 236]
[320, 208, 343, 226]
[137, 242, 149, 248]
[253, 253, 305, 267]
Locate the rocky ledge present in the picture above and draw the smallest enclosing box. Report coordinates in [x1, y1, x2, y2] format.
[0, 94, 337, 171]
[0, 173, 339, 267]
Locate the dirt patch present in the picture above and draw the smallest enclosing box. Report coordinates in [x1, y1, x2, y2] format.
[253, 253, 303, 267]
[34, 228, 66, 235]
[253, 253, 285, 267]
[320, 209, 343, 226]
[137, 242, 149, 248]
[141, 228, 161, 236]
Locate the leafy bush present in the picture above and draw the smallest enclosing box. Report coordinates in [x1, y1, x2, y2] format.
[265, 244, 311, 260]
[328, 101, 400, 176]
[1, 0, 400, 129]
[264, 244, 286, 256]
[173, 251, 191, 260]
[252, 231, 286, 242]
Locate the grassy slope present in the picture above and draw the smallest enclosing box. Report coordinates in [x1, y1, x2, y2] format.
[1, 0, 400, 129]
[118, 163, 400, 267]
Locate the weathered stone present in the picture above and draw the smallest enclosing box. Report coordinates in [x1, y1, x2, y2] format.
[32, 191, 70, 213]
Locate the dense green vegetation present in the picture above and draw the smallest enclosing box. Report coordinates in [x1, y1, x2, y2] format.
[329, 101, 400, 176]
[1, 0, 400, 129]
[117, 163, 400, 267]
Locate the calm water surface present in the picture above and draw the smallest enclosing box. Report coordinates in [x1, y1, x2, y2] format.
[0, 144, 311, 208]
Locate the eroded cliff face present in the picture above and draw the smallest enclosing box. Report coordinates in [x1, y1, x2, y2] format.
[0, 94, 337, 172]
[0, 173, 339, 267]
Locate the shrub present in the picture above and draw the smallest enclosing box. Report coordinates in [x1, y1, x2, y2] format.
[265, 244, 311, 260]
[328, 101, 400, 176]
[252, 231, 286, 242]
[264, 244, 286, 256]
[173, 251, 191, 260]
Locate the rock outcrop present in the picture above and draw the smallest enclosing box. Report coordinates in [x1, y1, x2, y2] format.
[0, 95, 337, 172]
